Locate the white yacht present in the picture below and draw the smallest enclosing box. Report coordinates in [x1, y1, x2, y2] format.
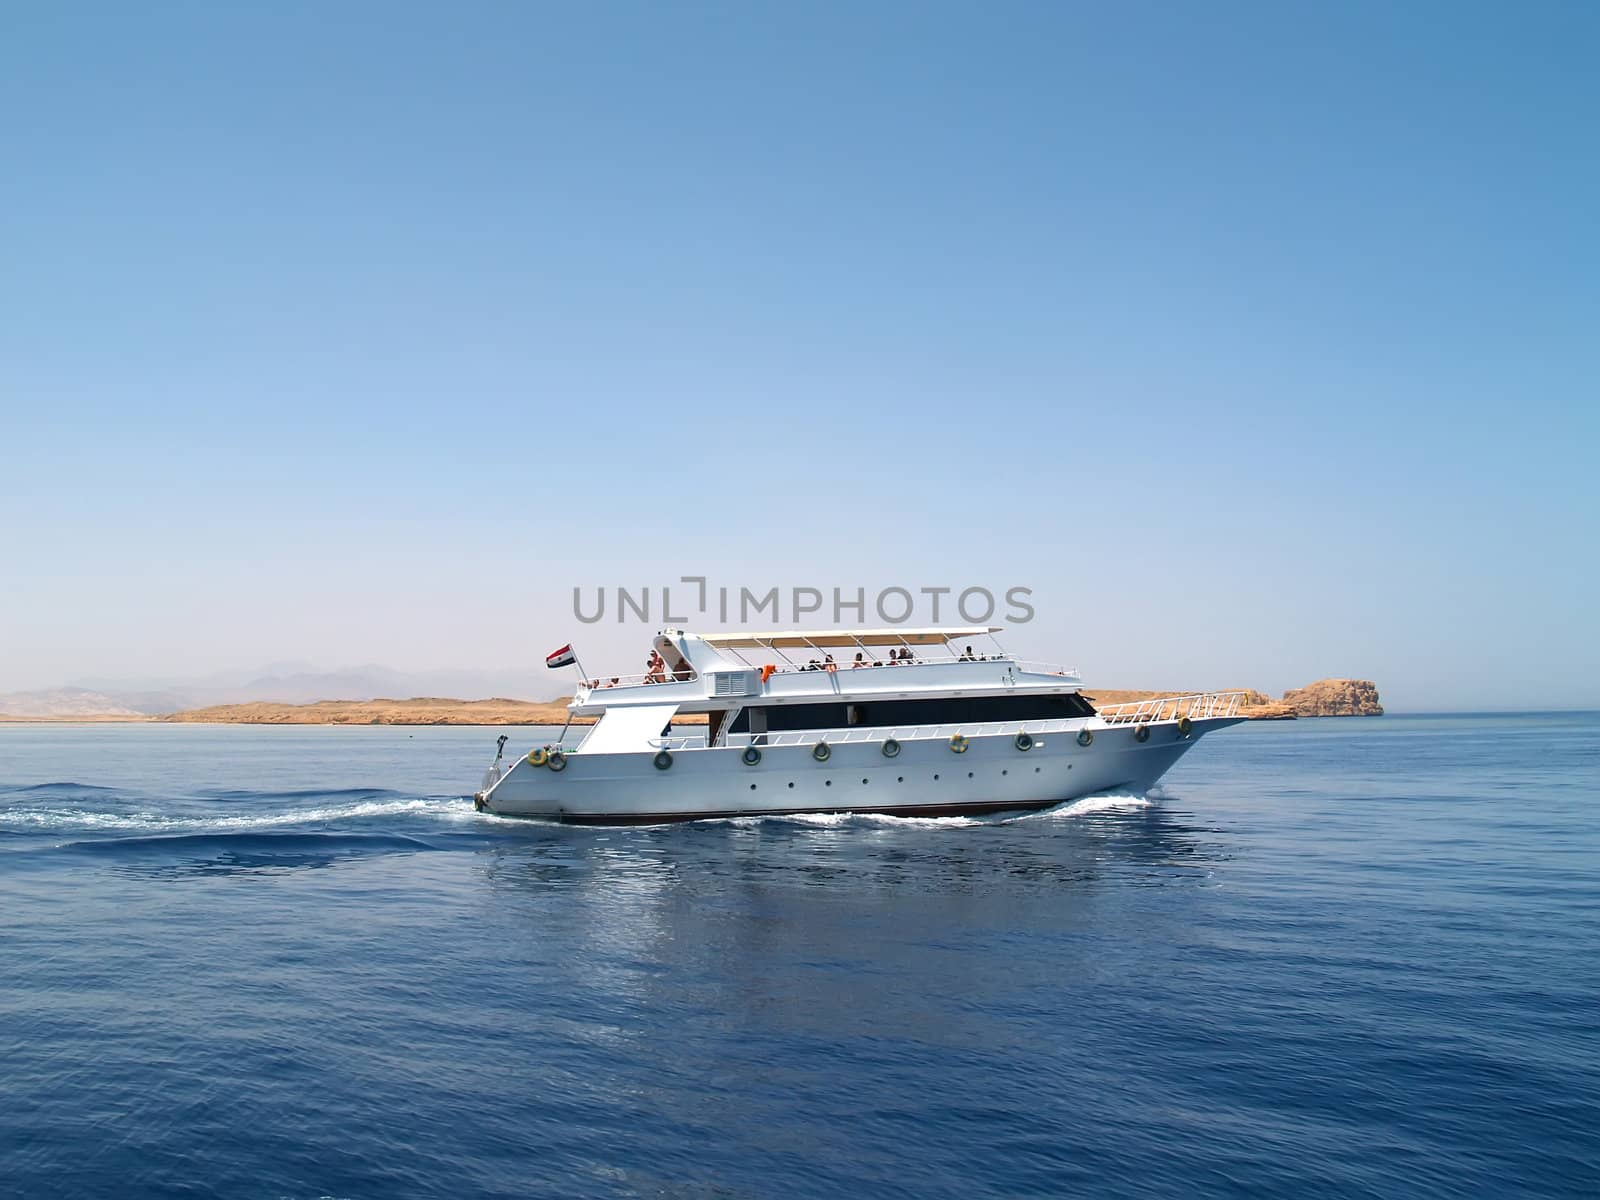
[474, 627, 1245, 824]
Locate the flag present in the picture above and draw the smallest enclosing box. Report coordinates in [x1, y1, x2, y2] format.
[545, 644, 576, 669]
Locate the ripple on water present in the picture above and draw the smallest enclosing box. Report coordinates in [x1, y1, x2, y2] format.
[1, 717, 1597, 1199]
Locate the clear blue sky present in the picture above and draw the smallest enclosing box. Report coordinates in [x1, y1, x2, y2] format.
[3, 1, 1596, 709]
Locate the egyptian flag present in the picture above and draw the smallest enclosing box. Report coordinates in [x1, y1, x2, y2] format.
[545, 644, 576, 669]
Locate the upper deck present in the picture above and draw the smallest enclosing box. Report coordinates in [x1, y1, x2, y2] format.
[565, 627, 1081, 716]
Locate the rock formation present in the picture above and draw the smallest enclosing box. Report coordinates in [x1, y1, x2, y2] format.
[1083, 681, 1382, 720]
[1280, 679, 1383, 717]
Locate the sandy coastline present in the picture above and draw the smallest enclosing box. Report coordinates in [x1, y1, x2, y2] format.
[150, 698, 709, 726]
[1, 683, 1384, 725]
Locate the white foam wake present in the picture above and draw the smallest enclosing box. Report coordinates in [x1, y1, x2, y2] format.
[714, 792, 1152, 830]
[3, 796, 479, 836]
[1027, 793, 1152, 819]
[722, 810, 984, 829]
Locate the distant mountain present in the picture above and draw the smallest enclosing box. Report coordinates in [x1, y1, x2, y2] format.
[2, 665, 567, 717]
[0, 687, 154, 718]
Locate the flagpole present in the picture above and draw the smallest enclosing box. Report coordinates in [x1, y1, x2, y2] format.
[558, 647, 584, 752]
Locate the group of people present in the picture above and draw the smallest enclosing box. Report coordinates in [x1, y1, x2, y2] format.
[589, 643, 988, 690]
[586, 650, 674, 687]
[847, 647, 918, 668]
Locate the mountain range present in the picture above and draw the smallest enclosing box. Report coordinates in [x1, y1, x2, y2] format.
[0, 664, 561, 718]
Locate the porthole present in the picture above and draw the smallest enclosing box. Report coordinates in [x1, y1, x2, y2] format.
[861, 778, 869, 785]
[787, 782, 795, 789]
[897, 776, 904, 783]
[749, 784, 757, 791]
[825, 780, 832, 787]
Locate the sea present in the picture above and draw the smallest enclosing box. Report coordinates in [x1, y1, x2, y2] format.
[2, 714, 1597, 1199]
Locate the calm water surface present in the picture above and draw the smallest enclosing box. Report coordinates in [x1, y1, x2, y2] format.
[3, 716, 1597, 1198]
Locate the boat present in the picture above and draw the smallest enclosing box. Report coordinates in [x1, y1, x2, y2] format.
[473, 627, 1246, 824]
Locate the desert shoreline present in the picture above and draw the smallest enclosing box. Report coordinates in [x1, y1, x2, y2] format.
[1, 679, 1383, 725]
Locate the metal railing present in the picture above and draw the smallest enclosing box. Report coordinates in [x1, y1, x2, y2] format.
[596, 692, 1243, 754]
[1093, 691, 1246, 725]
[745, 653, 1073, 675]
[769, 652, 996, 670]
[574, 657, 1076, 696]
[651, 715, 1115, 753]
[575, 669, 699, 695]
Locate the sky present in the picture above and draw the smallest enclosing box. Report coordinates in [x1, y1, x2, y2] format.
[2, 1, 1597, 710]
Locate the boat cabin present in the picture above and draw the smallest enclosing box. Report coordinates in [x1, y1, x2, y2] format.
[563, 627, 1090, 753]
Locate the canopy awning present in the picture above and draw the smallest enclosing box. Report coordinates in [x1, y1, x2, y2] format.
[699, 626, 1002, 650]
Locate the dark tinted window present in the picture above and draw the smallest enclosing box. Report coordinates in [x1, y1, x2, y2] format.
[728, 692, 1094, 733]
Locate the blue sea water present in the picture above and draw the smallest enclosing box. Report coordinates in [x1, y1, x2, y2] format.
[2, 715, 1597, 1199]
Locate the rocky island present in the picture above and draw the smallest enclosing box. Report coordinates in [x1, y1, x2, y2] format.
[1281, 679, 1384, 717]
[1083, 679, 1383, 721]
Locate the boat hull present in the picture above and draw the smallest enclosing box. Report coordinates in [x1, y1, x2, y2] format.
[478, 718, 1241, 825]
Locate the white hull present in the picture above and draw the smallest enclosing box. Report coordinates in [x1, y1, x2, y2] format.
[478, 717, 1238, 825]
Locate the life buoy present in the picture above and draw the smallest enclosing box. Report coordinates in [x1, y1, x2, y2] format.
[1177, 716, 1193, 738]
[547, 750, 567, 771]
[760, 664, 777, 684]
[653, 749, 673, 770]
[949, 734, 969, 754]
[1076, 729, 1094, 748]
[528, 747, 549, 767]
[1134, 725, 1150, 743]
[882, 737, 901, 758]
[742, 745, 762, 766]
[1014, 732, 1034, 752]
[812, 741, 831, 761]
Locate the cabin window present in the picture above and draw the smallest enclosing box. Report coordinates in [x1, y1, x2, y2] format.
[727, 692, 1095, 733]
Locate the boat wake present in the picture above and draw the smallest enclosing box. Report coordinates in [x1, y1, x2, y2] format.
[717, 791, 1153, 830]
[65, 830, 435, 857]
[1034, 793, 1153, 819]
[0, 788, 480, 840]
[3, 780, 1156, 847]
